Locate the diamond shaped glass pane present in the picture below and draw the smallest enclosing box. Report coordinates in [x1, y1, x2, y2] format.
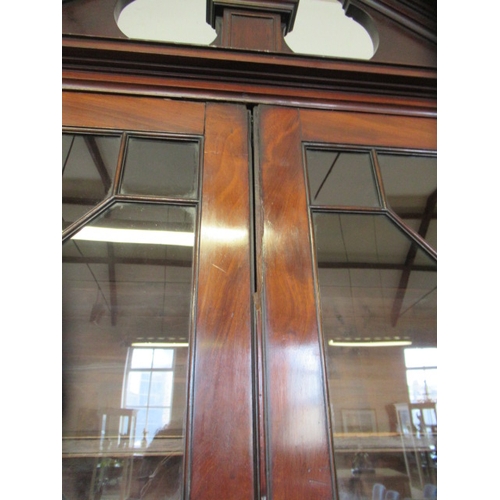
[121, 137, 200, 199]
[305, 149, 380, 207]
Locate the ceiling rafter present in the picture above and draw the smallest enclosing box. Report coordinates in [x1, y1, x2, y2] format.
[390, 188, 436, 326]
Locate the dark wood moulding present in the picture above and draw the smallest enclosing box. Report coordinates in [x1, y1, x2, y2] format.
[63, 35, 436, 116]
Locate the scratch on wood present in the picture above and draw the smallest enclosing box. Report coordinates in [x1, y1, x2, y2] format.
[308, 479, 328, 486]
[212, 263, 227, 274]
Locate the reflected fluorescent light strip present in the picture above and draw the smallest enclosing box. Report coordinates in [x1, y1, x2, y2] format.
[132, 342, 189, 347]
[71, 226, 194, 246]
[328, 340, 412, 347]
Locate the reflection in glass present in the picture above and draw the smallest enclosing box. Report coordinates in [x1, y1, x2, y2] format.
[62, 202, 195, 500]
[377, 154, 437, 251]
[124, 346, 175, 447]
[62, 134, 121, 230]
[305, 149, 380, 207]
[121, 137, 200, 199]
[404, 348, 437, 404]
[313, 213, 437, 500]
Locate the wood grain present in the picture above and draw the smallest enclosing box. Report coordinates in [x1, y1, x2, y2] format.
[221, 10, 283, 51]
[300, 108, 436, 150]
[62, 92, 205, 135]
[62, 36, 437, 108]
[258, 105, 334, 499]
[189, 103, 255, 499]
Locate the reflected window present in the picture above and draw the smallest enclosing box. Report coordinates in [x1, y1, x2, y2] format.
[63, 202, 195, 499]
[404, 348, 437, 404]
[313, 212, 437, 497]
[123, 346, 176, 447]
[307, 143, 437, 498]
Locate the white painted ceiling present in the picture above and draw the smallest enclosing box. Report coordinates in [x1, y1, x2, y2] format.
[117, 0, 374, 59]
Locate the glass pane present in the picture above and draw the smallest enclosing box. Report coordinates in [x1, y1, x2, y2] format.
[62, 202, 194, 500]
[305, 149, 380, 207]
[130, 348, 154, 369]
[121, 137, 200, 199]
[125, 371, 152, 406]
[378, 154, 437, 251]
[404, 347, 437, 369]
[149, 371, 174, 406]
[406, 368, 437, 404]
[313, 213, 437, 500]
[153, 348, 174, 369]
[62, 133, 121, 230]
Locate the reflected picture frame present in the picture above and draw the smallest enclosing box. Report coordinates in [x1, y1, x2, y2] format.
[341, 409, 377, 434]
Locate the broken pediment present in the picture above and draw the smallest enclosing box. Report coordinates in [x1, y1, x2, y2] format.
[62, 0, 436, 67]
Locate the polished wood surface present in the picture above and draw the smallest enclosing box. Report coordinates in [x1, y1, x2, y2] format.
[207, 0, 299, 33]
[189, 103, 255, 499]
[62, 2, 437, 494]
[344, 0, 436, 67]
[62, 36, 436, 114]
[62, 92, 206, 135]
[62, 0, 126, 38]
[257, 105, 334, 499]
[300, 108, 437, 150]
[220, 9, 287, 51]
[63, 0, 435, 67]
[207, 0, 297, 50]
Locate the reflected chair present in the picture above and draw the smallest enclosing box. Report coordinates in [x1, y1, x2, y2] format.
[372, 483, 386, 500]
[423, 483, 437, 499]
[385, 491, 400, 500]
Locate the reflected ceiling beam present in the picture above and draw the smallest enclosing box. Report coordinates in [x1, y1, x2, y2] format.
[396, 211, 437, 220]
[63, 196, 103, 206]
[62, 135, 75, 177]
[390, 189, 437, 327]
[70, 239, 113, 321]
[84, 136, 112, 193]
[317, 261, 435, 272]
[417, 188, 437, 238]
[313, 152, 340, 201]
[63, 255, 193, 267]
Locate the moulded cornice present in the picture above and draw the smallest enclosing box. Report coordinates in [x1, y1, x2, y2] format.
[62, 35, 436, 114]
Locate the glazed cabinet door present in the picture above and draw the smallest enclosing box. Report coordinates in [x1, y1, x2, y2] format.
[256, 106, 437, 500]
[63, 93, 437, 500]
[62, 93, 255, 500]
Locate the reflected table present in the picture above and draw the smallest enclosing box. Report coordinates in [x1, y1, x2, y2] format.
[337, 468, 410, 499]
